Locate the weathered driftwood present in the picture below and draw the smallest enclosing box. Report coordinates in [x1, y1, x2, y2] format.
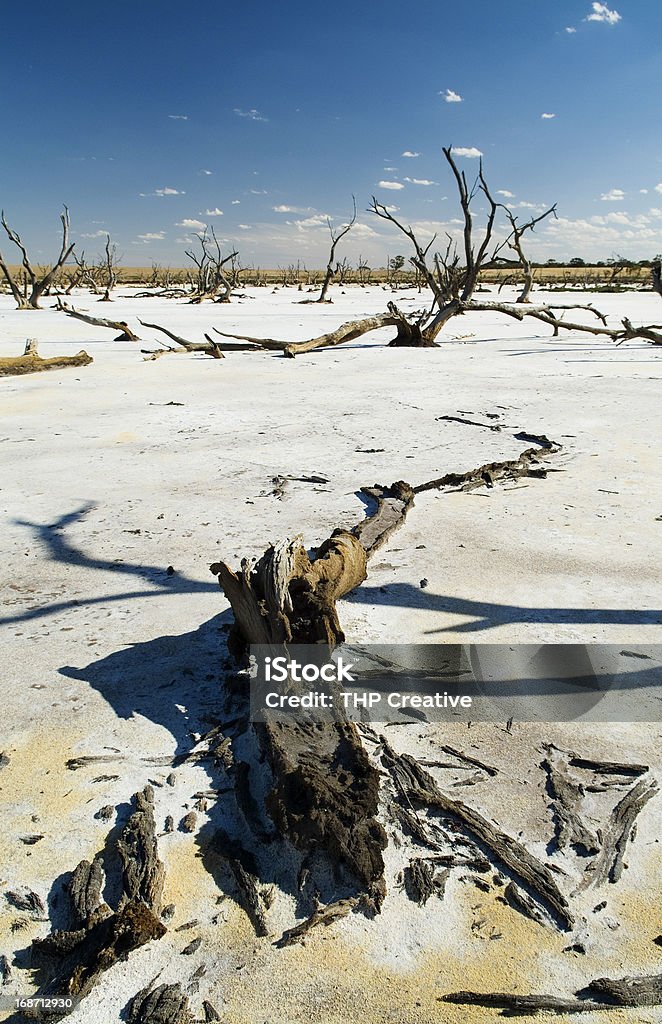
[56, 299, 140, 341]
[69, 859, 106, 929]
[212, 303, 427, 358]
[414, 433, 562, 494]
[438, 744, 499, 777]
[580, 775, 659, 888]
[443, 972, 662, 1014]
[275, 897, 358, 947]
[213, 829, 270, 936]
[585, 972, 662, 1006]
[30, 788, 167, 1014]
[380, 739, 574, 930]
[441, 990, 610, 1014]
[116, 786, 165, 913]
[211, 436, 561, 910]
[543, 745, 600, 856]
[0, 340, 92, 377]
[128, 982, 191, 1024]
[403, 859, 449, 906]
[503, 881, 549, 927]
[564, 751, 649, 777]
[32, 902, 166, 1005]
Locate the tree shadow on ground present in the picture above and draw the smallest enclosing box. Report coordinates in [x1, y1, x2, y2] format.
[345, 582, 662, 633]
[2, 503, 218, 626]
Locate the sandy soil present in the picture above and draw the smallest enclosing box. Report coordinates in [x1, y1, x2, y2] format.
[1, 284, 660, 1022]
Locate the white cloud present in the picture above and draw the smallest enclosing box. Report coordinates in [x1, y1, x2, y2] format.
[541, 112, 556, 119]
[250, 189, 268, 195]
[231, 200, 241, 205]
[234, 107, 268, 122]
[293, 214, 331, 230]
[200, 169, 213, 175]
[378, 180, 405, 190]
[565, 26, 577, 33]
[383, 166, 397, 172]
[600, 188, 625, 201]
[151, 187, 185, 197]
[497, 190, 515, 198]
[81, 230, 107, 238]
[655, 183, 662, 194]
[205, 208, 224, 216]
[442, 89, 463, 103]
[640, 189, 649, 194]
[404, 177, 437, 186]
[137, 231, 166, 242]
[168, 114, 188, 120]
[273, 204, 310, 213]
[402, 151, 420, 158]
[451, 147, 482, 158]
[176, 218, 206, 230]
[586, 3, 621, 24]
[238, 224, 252, 229]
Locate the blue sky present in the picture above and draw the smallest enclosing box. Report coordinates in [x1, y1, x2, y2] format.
[1, 1, 661, 267]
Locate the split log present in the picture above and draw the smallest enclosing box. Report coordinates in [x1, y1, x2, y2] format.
[116, 786, 165, 913]
[563, 751, 648, 777]
[580, 775, 659, 888]
[56, 299, 140, 341]
[440, 990, 609, 1014]
[543, 746, 600, 856]
[380, 739, 574, 929]
[128, 982, 191, 1024]
[503, 882, 549, 927]
[68, 859, 106, 929]
[443, 972, 662, 1014]
[0, 341, 92, 377]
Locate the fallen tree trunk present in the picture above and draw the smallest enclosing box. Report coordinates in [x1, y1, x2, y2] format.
[56, 299, 140, 341]
[212, 303, 427, 357]
[442, 971, 662, 1014]
[211, 434, 562, 910]
[214, 297, 662, 356]
[0, 340, 92, 376]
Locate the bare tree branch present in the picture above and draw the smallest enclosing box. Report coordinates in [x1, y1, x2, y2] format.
[0, 206, 75, 309]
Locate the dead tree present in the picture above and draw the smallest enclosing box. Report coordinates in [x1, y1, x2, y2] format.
[501, 205, 558, 302]
[185, 225, 237, 303]
[219, 147, 662, 353]
[98, 234, 120, 301]
[317, 198, 356, 302]
[0, 206, 75, 309]
[72, 251, 102, 295]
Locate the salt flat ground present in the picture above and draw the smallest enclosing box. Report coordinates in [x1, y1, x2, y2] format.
[0, 285, 660, 1023]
